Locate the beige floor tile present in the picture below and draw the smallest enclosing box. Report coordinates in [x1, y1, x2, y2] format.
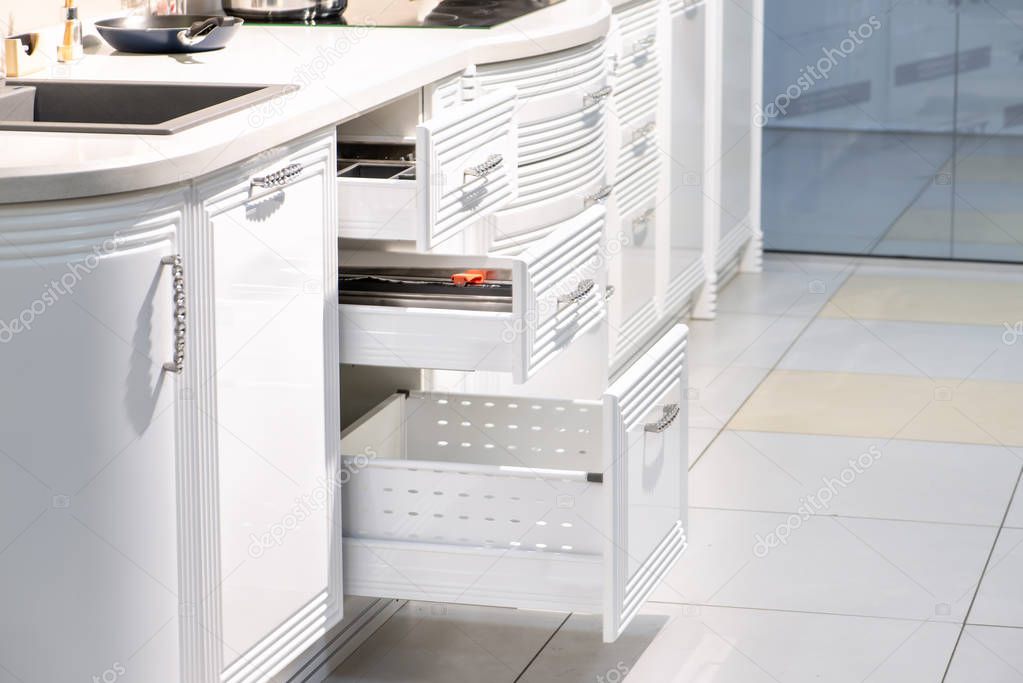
[882, 208, 1023, 246]
[821, 274, 1023, 326]
[954, 155, 1023, 183]
[728, 370, 1023, 446]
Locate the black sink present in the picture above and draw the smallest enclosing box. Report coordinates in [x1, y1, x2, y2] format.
[0, 80, 295, 135]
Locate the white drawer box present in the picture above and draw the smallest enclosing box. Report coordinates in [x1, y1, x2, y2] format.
[337, 88, 519, 251]
[339, 324, 688, 643]
[485, 131, 610, 248]
[339, 206, 607, 383]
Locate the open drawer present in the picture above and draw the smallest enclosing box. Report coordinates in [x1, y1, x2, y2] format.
[339, 324, 689, 643]
[337, 88, 519, 251]
[339, 205, 607, 383]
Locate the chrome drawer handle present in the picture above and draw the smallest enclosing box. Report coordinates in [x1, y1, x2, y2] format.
[584, 85, 613, 106]
[634, 35, 656, 52]
[604, 284, 616, 301]
[585, 184, 614, 206]
[251, 163, 304, 189]
[633, 121, 656, 141]
[162, 254, 186, 374]
[557, 278, 596, 307]
[633, 207, 656, 229]
[644, 404, 680, 433]
[463, 154, 504, 183]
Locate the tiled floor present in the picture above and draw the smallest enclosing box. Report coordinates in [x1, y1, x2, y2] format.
[329, 254, 1023, 682]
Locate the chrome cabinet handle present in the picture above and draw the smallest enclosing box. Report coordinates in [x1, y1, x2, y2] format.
[633, 121, 656, 141]
[644, 404, 680, 433]
[251, 163, 304, 189]
[634, 35, 656, 52]
[463, 154, 504, 183]
[633, 208, 656, 230]
[584, 85, 613, 106]
[557, 278, 596, 307]
[585, 184, 614, 206]
[162, 255, 186, 374]
[604, 285, 616, 301]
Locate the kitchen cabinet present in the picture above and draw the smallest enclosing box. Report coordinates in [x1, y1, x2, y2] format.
[606, 0, 711, 371]
[0, 130, 340, 683]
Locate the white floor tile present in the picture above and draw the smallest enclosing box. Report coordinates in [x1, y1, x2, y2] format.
[326, 602, 565, 683]
[690, 431, 1021, 526]
[1007, 492, 1023, 529]
[688, 365, 770, 430]
[651, 508, 995, 622]
[969, 529, 1023, 628]
[778, 318, 1023, 381]
[761, 253, 860, 276]
[687, 313, 811, 370]
[945, 625, 1023, 682]
[689, 427, 721, 468]
[515, 612, 668, 682]
[627, 604, 959, 683]
[716, 269, 848, 317]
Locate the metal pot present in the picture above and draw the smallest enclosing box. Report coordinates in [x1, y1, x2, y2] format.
[221, 0, 346, 21]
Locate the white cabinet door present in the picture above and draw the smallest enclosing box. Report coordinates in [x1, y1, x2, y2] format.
[0, 190, 185, 683]
[192, 132, 341, 683]
[665, 0, 708, 313]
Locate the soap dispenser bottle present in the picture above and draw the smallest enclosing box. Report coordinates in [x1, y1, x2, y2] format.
[57, 0, 83, 63]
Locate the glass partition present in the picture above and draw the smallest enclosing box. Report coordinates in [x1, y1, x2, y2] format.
[762, 0, 1021, 263]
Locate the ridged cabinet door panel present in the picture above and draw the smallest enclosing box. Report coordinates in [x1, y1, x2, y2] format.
[602, 324, 688, 642]
[195, 133, 341, 683]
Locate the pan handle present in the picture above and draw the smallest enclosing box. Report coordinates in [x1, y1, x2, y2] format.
[177, 17, 221, 47]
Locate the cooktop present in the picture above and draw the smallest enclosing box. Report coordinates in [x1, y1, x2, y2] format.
[255, 0, 565, 28]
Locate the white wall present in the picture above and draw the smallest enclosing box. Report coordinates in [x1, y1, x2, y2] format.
[1, 0, 221, 35]
[1, 1, 124, 34]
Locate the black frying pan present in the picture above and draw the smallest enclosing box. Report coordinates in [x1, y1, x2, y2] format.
[95, 15, 243, 54]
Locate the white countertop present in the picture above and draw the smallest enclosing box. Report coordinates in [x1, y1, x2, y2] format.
[0, 0, 610, 205]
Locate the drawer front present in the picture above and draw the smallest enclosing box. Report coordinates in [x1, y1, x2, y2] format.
[488, 131, 609, 245]
[424, 69, 469, 118]
[616, 137, 661, 207]
[668, 0, 704, 16]
[477, 39, 610, 127]
[417, 87, 519, 250]
[615, 52, 661, 148]
[602, 324, 688, 642]
[518, 205, 607, 378]
[615, 0, 659, 57]
[519, 103, 608, 166]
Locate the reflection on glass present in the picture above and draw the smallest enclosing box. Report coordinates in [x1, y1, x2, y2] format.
[762, 0, 1023, 263]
